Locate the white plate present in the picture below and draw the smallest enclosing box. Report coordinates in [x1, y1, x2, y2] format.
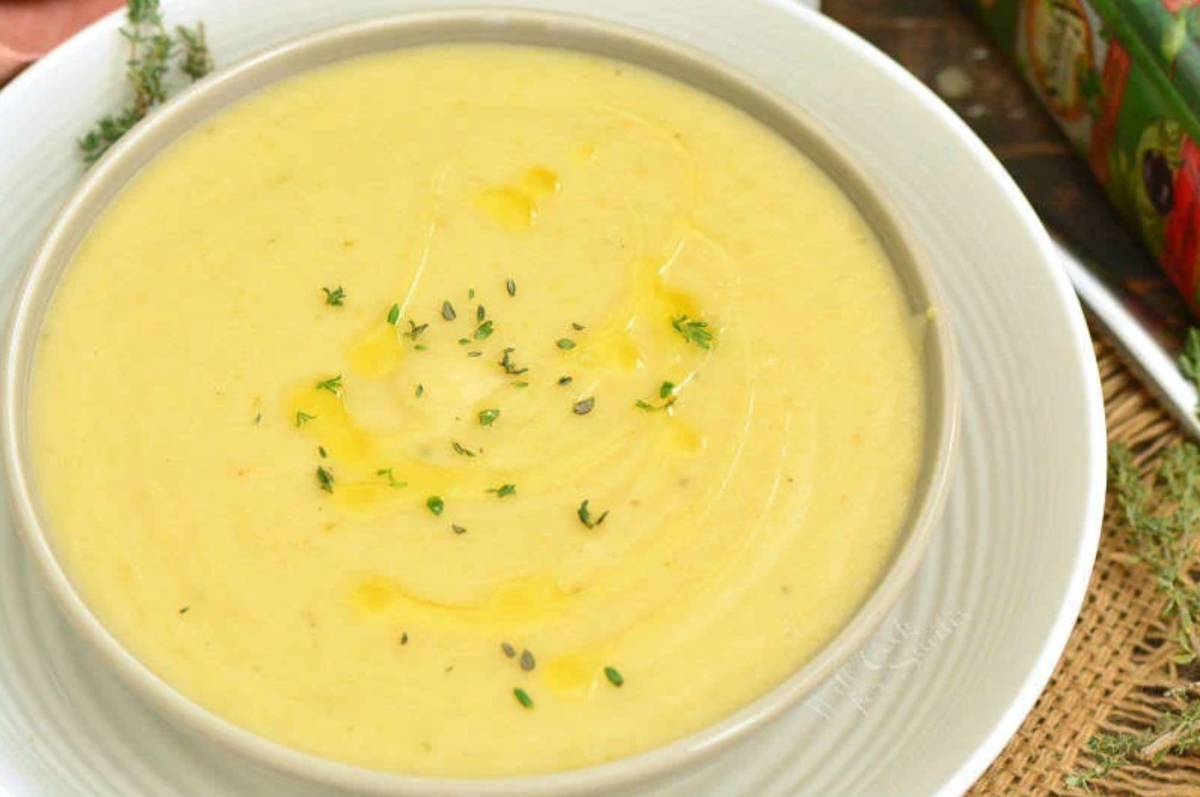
[0, 1, 1105, 795]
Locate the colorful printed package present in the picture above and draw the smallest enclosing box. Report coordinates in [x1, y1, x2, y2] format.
[967, 0, 1200, 312]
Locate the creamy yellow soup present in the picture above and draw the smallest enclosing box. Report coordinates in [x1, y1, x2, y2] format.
[31, 45, 925, 776]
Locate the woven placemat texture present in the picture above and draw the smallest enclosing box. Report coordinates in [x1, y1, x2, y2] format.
[968, 333, 1197, 795]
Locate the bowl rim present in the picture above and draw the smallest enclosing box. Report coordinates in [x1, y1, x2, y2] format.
[0, 8, 960, 795]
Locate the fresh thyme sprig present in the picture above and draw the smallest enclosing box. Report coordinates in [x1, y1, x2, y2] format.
[79, 0, 213, 164]
[1066, 443, 1200, 790]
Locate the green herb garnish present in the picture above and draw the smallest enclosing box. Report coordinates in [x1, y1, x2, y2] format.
[316, 465, 334, 493]
[577, 499, 608, 529]
[558, 376, 573, 386]
[487, 484, 516, 498]
[573, 396, 595, 416]
[635, 381, 677, 412]
[78, 0, 213, 165]
[415, 384, 424, 398]
[386, 304, 401, 325]
[375, 468, 406, 488]
[318, 446, 327, 459]
[452, 524, 467, 535]
[604, 666, 624, 687]
[572, 322, 585, 331]
[405, 320, 429, 340]
[1066, 443, 1200, 790]
[506, 278, 516, 297]
[476, 304, 486, 323]
[671, 314, 716, 349]
[426, 495, 444, 515]
[479, 408, 501, 426]
[295, 411, 316, 426]
[474, 320, 494, 340]
[175, 21, 213, 80]
[316, 375, 343, 396]
[500, 348, 528, 376]
[556, 338, 576, 350]
[441, 300, 456, 321]
[513, 688, 534, 709]
[451, 441, 477, 458]
[322, 285, 345, 306]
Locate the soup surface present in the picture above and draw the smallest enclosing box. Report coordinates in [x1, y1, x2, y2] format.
[31, 44, 926, 776]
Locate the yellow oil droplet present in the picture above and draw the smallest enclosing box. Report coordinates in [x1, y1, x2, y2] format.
[476, 187, 536, 231]
[521, 166, 560, 196]
[654, 281, 701, 321]
[335, 481, 400, 508]
[580, 328, 642, 371]
[347, 323, 404, 379]
[287, 383, 373, 464]
[354, 576, 400, 613]
[482, 575, 570, 623]
[669, 418, 704, 453]
[544, 653, 602, 697]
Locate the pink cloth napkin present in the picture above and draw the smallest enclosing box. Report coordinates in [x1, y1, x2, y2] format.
[0, 0, 124, 82]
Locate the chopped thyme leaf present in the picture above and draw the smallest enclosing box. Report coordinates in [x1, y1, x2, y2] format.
[501, 642, 516, 658]
[499, 347, 528, 376]
[467, 351, 483, 358]
[441, 300, 456, 321]
[476, 304, 486, 323]
[577, 499, 609, 529]
[558, 375, 573, 386]
[386, 304, 400, 325]
[506, 278, 516, 297]
[573, 396, 596, 416]
[474, 320, 494, 340]
[513, 381, 529, 388]
[405, 320, 429, 340]
[604, 666, 624, 687]
[479, 408, 501, 426]
[635, 382, 677, 412]
[178, 606, 189, 615]
[671, 314, 716, 349]
[318, 446, 327, 459]
[487, 484, 516, 498]
[253, 412, 263, 425]
[452, 524, 467, 535]
[513, 687, 534, 709]
[469, 288, 476, 300]
[315, 375, 343, 395]
[375, 468, 406, 488]
[295, 411, 316, 426]
[520, 649, 536, 672]
[415, 384, 424, 398]
[322, 285, 345, 306]
[415, 344, 428, 352]
[451, 441, 477, 458]
[426, 495, 444, 515]
[572, 322, 585, 331]
[316, 465, 334, 493]
[556, 338, 576, 350]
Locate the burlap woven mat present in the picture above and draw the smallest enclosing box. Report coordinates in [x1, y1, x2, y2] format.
[968, 331, 1196, 795]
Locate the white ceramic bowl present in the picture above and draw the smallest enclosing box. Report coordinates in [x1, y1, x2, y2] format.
[1, 10, 958, 795]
